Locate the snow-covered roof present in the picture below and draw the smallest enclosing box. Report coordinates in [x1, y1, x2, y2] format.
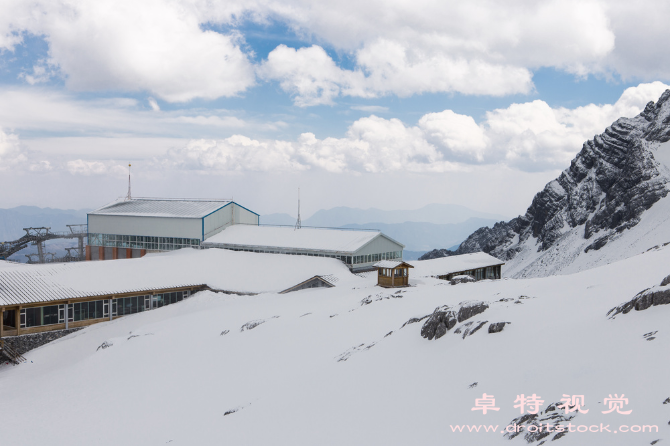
[89, 198, 232, 219]
[413, 252, 504, 277]
[203, 225, 397, 253]
[373, 260, 414, 269]
[0, 248, 363, 306]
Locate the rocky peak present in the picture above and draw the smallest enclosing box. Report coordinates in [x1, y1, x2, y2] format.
[421, 90, 670, 276]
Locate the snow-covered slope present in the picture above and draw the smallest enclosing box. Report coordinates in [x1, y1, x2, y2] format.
[424, 91, 670, 278]
[1, 246, 669, 445]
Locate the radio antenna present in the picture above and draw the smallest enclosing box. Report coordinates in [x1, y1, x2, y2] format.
[126, 163, 132, 200]
[294, 187, 301, 230]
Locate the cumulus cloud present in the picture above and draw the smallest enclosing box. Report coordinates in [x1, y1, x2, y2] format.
[252, 0, 616, 104]
[3, 0, 669, 105]
[160, 82, 670, 173]
[3, 0, 654, 107]
[1, 0, 255, 102]
[260, 42, 533, 106]
[5, 82, 668, 178]
[161, 116, 461, 174]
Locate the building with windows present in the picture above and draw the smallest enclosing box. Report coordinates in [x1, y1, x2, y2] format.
[0, 248, 364, 338]
[413, 252, 504, 281]
[87, 198, 259, 260]
[202, 224, 405, 272]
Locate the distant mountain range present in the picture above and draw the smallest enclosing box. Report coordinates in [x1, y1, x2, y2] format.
[0, 206, 90, 262]
[262, 203, 505, 227]
[261, 203, 506, 252]
[0, 206, 89, 241]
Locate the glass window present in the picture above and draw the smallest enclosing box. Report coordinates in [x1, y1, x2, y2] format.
[25, 307, 40, 327]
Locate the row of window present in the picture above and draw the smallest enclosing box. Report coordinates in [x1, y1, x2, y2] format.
[225, 247, 402, 265]
[378, 268, 408, 277]
[88, 233, 201, 251]
[19, 291, 192, 328]
[445, 266, 501, 281]
[353, 252, 402, 265]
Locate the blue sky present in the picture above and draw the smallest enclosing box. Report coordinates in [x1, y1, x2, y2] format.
[1, 1, 669, 216]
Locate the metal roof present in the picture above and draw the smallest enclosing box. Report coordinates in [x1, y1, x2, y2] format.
[203, 225, 398, 253]
[412, 252, 504, 277]
[373, 260, 414, 269]
[0, 263, 202, 306]
[89, 198, 232, 219]
[0, 248, 365, 306]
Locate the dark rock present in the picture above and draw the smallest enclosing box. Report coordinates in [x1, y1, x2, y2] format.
[488, 322, 508, 333]
[635, 293, 654, 311]
[450, 275, 476, 285]
[434, 322, 447, 340]
[503, 401, 577, 443]
[97, 341, 113, 351]
[419, 249, 457, 260]
[422, 91, 670, 275]
[462, 321, 487, 338]
[457, 301, 489, 322]
[661, 274, 670, 287]
[420, 306, 457, 340]
[240, 319, 265, 331]
[652, 289, 670, 306]
[610, 286, 670, 318]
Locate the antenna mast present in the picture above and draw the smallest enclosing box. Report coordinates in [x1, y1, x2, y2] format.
[126, 163, 132, 200]
[294, 187, 301, 230]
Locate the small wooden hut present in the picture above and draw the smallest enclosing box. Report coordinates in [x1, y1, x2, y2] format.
[373, 260, 414, 288]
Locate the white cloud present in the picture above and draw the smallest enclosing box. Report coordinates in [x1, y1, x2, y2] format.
[258, 45, 369, 106]
[6, 82, 669, 179]
[0, 89, 261, 138]
[163, 135, 308, 172]
[418, 110, 488, 162]
[481, 81, 670, 170]
[1, 0, 256, 102]
[161, 82, 670, 173]
[261, 42, 533, 106]
[66, 159, 126, 176]
[250, 0, 617, 104]
[0, 127, 28, 170]
[4, 0, 669, 106]
[147, 98, 160, 112]
[162, 115, 462, 174]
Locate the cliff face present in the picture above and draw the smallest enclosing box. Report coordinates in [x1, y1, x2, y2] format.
[421, 91, 670, 277]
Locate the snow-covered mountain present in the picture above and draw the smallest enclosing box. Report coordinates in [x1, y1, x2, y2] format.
[423, 90, 670, 278]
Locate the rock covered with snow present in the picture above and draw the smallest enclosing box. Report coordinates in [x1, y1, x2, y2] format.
[424, 91, 670, 277]
[608, 275, 670, 318]
[450, 274, 475, 285]
[420, 301, 489, 340]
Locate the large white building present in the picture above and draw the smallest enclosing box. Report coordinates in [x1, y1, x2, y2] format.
[202, 225, 404, 271]
[87, 198, 259, 260]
